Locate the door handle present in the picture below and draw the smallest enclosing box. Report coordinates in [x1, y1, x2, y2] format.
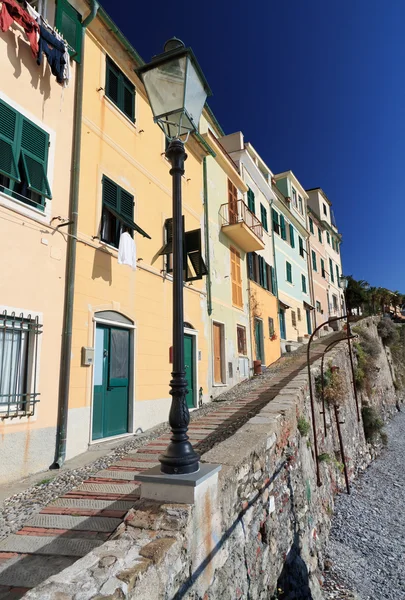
[107, 386, 113, 391]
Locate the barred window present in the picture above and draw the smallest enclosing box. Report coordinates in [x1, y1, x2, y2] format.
[0, 311, 42, 418]
[237, 325, 247, 355]
[297, 308, 302, 321]
[268, 317, 275, 337]
[291, 310, 297, 327]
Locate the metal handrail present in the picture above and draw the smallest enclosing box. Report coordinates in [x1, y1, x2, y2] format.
[219, 199, 264, 240]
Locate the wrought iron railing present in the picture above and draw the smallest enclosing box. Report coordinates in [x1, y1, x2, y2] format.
[219, 199, 264, 240]
[0, 311, 42, 419]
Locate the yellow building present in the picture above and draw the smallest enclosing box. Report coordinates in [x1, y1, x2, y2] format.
[0, 0, 78, 482]
[62, 4, 213, 459]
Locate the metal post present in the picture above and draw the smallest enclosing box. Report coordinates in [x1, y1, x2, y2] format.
[159, 139, 200, 475]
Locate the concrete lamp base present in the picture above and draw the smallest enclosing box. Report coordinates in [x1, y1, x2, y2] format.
[135, 463, 222, 504]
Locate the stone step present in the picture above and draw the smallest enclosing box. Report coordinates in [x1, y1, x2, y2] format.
[93, 470, 139, 481]
[115, 461, 159, 469]
[74, 482, 139, 495]
[0, 554, 76, 588]
[49, 498, 136, 511]
[25, 514, 122, 533]
[0, 535, 103, 557]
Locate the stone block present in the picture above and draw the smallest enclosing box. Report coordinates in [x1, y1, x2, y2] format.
[139, 538, 176, 564]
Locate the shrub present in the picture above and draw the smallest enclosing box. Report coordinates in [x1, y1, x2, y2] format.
[318, 453, 331, 463]
[361, 406, 386, 444]
[323, 367, 346, 406]
[297, 416, 310, 437]
[358, 330, 381, 359]
[377, 319, 399, 346]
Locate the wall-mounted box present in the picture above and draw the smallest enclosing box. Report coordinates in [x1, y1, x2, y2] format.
[82, 347, 95, 366]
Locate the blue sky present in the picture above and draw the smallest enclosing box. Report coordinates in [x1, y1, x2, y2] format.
[101, 0, 405, 293]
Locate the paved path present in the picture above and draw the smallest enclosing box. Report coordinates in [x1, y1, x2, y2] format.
[0, 335, 338, 598]
[323, 408, 405, 600]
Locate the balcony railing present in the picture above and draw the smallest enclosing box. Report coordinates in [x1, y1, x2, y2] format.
[220, 200, 264, 240]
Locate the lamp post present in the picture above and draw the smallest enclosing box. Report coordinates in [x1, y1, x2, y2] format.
[137, 39, 212, 475]
[339, 275, 360, 421]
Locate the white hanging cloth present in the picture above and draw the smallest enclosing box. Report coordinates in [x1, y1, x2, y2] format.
[118, 231, 137, 270]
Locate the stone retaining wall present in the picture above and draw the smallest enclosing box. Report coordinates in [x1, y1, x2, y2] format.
[25, 318, 400, 600]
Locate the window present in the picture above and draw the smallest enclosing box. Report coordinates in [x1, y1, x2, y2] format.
[101, 175, 150, 249]
[286, 261, 292, 283]
[331, 237, 335, 251]
[297, 307, 302, 321]
[316, 301, 322, 313]
[329, 258, 334, 283]
[105, 56, 136, 122]
[231, 247, 243, 308]
[0, 311, 42, 418]
[268, 317, 275, 337]
[237, 325, 247, 355]
[332, 294, 338, 311]
[0, 99, 52, 210]
[55, 0, 82, 62]
[299, 236, 305, 258]
[292, 187, 297, 207]
[301, 274, 307, 293]
[289, 224, 295, 248]
[336, 265, 340, 286]
[321, 258, 326, 278]
[270, 265, 277, 295]
[336, 241, 340, 254]
[272, 208, 280, 235]
[260, 203, 268, 232]
[248, 253, 276, 294]
[311, 250, 317, 271]
[280, 214, 287, 240]
[318, 227, 322, 243]
[247, 187, 255, 214]
[323, 203, 328, 216]
[161, 217, 206, 282]
[298, 195, 303, 214]
[309, 216, 314, 234]
[326, 231, 330, 245]
[291, 310, 297, 327]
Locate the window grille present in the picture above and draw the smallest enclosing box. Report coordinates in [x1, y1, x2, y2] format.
[0, 311, 42, 418]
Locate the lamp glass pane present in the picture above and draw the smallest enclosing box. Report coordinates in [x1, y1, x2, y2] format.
[184, 57, 207, 129]
[160, 111, 194, 139]
[142, 56, 186, 119]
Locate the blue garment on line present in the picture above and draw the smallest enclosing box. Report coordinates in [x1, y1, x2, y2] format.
[37, 24, 66, 84]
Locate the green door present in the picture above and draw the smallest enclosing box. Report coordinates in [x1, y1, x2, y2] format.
[92, 325, 130, 440]
[255, 318, 265, 363]
[306, 309, 312, 335]
[184, 334, 195, 409]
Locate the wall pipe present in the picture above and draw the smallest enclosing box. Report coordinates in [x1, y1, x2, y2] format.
[306, 315, 348, 486]
[51, 1, 100, 469]
[202, 157, 212, 316]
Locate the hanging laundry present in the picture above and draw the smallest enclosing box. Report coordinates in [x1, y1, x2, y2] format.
[0, 0, 39, 58]
[53, 28, 70, 88]
[118, 232, 137, 270]
[37, 23, 66, 85]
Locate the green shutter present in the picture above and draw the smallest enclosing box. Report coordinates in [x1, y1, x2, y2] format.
[289, 224, 295, 248]
[286, 261, 292, 283]
[336, 265, 340, 286]
[309, 217, 314, 234]
[55, 0, 82, 62]
[330, 259, 334, 283]
[326, 231, 330, 244]
[19, 117, 51, 200]
[272, 208, 280, 233]
[270, 266, 277, 295]
[263, 259, 268, 290]
[321, 258, 325, 278]
[102, 176, 119, 209]
[318, 228, 322, 243]
[302, 274, 307, 293]
[312, 250, 317, 271]
[280, 215, 287, 240]
[0, 100, 20, 182]
[299, 236, 304, 256]
[106, 56, 135, 122]
[119, 188, 134, 221]
[247, 188, 255, 213]
[260, 204, 268, 231]
[21, 153, 52, 199]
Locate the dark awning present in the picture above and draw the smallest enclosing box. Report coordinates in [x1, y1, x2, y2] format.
[279, 300, 291, 309]
[107, 205, 151, 239]
[304, 301, 315, 310]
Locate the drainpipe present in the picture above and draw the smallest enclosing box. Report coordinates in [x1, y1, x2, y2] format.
[306, 235, 316, 332]
[51, 0, 100, 469]
[202, 157, 212, 316]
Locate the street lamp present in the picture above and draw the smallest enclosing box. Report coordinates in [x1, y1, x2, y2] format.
[137, 39, 212, 475]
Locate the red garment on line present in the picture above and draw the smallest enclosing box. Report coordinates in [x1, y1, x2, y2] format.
[0, 0, 39, 58]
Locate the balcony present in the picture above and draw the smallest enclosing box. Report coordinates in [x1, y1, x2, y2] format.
[219, 200, 265, 252]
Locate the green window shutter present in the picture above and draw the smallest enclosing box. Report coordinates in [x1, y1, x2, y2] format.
[272, 208, 280, 234]
[309, 217, 314, 234]
[289, 224, 295, 248]
[270, 266, 277, 295]
[106, 58, 120, 106]
[260, 204, 268, 231]
[312, 250, 317, 271]
[329, 258, 334, 282]
[336, 265, 340, 286]
[263, 260, 268, 290]
[326, 231, 330, 244]
[123, 79, 135, 122]
[286, 261, 292, 283]
[321, 258, 325, 278]
[105, 56, 135, 122]
[299, 236, 304, 257]
[0, 100, 20, 183]
[20, 117, 51, 200]
[119, 188, 134, 221]
[102, 176, 119, 209]
[184, 229, 207, 282]
[247, 188, 255, 213]
[280, 214, 287, 240]
[301, 274, 307, 293]
[55, 0, 82, 62]
[318, 228, 322, 243]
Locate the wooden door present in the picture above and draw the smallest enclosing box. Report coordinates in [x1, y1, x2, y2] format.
[213, 323, 223, 384]
[228, 179, 238, 224]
